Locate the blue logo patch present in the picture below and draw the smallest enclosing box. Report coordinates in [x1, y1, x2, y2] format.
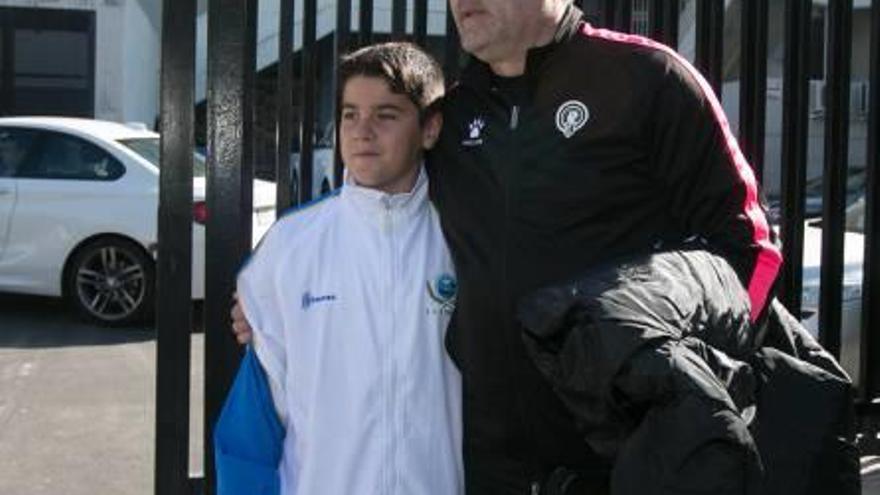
[427, 273, 457, 315]
[435, 274, 457, 301]
[302, 291, 337, 310]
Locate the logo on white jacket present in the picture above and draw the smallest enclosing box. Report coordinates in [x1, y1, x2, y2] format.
[556, 100, 589, 138]
[462, 117, 486, 147]
[302, 291, 337, 310]
[426, 273, 457, 315]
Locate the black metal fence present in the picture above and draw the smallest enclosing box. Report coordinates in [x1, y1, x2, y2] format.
[155, 1, 880, 494]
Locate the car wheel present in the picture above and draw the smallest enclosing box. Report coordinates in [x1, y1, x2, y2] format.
[65, 237, 154, 326]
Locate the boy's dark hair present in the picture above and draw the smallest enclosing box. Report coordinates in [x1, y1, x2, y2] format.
[338, 42, 444, 119]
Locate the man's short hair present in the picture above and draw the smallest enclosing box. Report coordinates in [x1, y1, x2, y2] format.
[339, 42, 444, 119]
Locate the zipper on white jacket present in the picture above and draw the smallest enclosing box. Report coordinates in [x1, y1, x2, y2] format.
[384, 199, 399, 494]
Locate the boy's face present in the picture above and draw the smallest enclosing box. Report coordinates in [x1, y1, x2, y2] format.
[340, 76, 441, 194]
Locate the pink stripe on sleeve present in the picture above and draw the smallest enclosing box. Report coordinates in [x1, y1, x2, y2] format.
[581, 24, 783, 321]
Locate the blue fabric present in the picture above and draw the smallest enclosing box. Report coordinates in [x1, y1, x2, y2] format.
[214, 347, 285, 495]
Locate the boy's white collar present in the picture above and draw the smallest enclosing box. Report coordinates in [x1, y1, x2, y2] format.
[343, 164, 427, 205]
[341, 164, 429, 216]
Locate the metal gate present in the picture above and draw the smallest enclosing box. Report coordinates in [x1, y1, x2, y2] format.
[154, 1, 880, 493]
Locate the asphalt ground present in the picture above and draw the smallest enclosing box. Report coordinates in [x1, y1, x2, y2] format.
[0, 293, 204, 495]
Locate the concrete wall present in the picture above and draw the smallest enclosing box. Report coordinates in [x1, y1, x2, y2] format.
[120, 0, 159, 127]
[96, 0, 160, 125]
[94, 0, 124, 120]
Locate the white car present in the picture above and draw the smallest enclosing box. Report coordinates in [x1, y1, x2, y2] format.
[801, 196, 865, 380]
[0, 117, 276, 326]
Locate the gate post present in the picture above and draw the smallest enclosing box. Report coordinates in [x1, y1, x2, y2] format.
[204, 0, 258, 493]
[155, 0, 196, 493]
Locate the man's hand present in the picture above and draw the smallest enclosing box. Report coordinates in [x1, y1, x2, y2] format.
[231, 295, 254, 345]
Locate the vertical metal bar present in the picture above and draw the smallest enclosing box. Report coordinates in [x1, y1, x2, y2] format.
[779, 0, 811, 318]
[188, 477, 204, 495]
[444, 7, 461, 81]
[414, 0, 428, 47]
[1, 12, 16, 115]
[204, 0, 257, 492]
[663, 0, 680, 49]
[300, 0, 317, 202]
[738, 0, 768, 182]
[649, 0, 664, 41]
[818, 0, 852, 359]
[649, 0, 679, 47]
[695, 0, 723, 97]
[392, 0, 407, 39]
[86, 11, 96, 117]
[600, 0, 616, 29]
[617, 0, 632, 32]
[276, 0, 295, 211]
[337, 0, 352, 50]
[860, 0, 880, 399]
[359, 0, 374, 47]
[154, 1, 195, 494]
[333, 0, 352, 187]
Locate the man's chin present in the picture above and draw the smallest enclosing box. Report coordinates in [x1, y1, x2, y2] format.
[460, 40, 504, 65]
[458, 33, 488, 57]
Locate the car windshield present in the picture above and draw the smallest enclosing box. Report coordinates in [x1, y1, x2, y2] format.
[118, 137, 207, 177]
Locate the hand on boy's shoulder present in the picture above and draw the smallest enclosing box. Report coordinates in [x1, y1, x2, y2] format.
[231, 294, 253, 345]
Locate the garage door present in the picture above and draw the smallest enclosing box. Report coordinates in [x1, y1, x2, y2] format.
[0, 7, 95, 118]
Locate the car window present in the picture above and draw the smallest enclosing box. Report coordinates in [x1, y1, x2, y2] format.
[18, 131, 124, 181]
[0, 128, 39, 178]
[118, 137, 207, 178]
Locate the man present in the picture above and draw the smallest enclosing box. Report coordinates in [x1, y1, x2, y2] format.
[235, 1, 786, 493]
[218, 43, 463, 495]
[429, 1, 781, 492]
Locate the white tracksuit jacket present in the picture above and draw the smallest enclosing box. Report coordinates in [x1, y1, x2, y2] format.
[237, 168, 463, 495]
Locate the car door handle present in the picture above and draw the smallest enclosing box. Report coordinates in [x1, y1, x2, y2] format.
[0, 188, 12, 196]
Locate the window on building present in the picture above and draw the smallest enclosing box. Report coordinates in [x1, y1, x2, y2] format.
[0, 7, 95, 117]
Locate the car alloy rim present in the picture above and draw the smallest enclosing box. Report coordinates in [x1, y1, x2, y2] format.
[75, 246, 146, 321]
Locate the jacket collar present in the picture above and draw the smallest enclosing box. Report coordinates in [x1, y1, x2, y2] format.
[458, 4, 584, 93]
[341, 165, 429, 222]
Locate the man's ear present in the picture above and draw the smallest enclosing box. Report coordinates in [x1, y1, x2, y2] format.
[421, 113, 443, 150]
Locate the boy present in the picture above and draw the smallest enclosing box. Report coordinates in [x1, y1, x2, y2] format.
[214, 43, 462, 495]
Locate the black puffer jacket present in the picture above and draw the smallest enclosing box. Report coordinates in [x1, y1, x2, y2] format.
[518, 249, 859, 495]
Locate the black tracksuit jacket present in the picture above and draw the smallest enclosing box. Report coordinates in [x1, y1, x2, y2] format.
[426, 6, 782, 493]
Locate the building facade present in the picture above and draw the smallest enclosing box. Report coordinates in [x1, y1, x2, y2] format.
[0, 0, 160, 126]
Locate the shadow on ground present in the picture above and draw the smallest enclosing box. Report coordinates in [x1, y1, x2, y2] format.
[0, 293, 203, 348]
